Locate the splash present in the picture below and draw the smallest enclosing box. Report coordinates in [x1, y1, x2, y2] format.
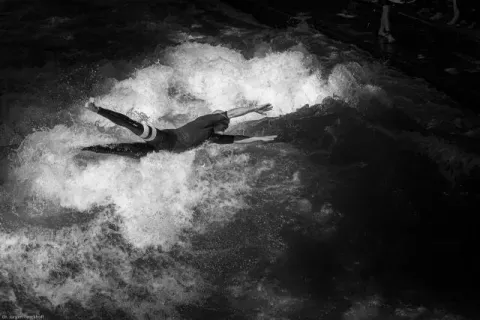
[0, 211, 205, 318]
[2, 40, 332, 254]
[7, 126, 260, 250]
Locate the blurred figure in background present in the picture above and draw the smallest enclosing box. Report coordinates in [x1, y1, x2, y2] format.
[378, 0, 396, 43]
[430, 0, 448, 21]
[448, 0, 460, 25]
[337, 0, 357, 19]
[451, 0, 479, 28]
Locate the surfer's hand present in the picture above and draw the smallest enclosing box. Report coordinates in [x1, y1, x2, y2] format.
[85, 97, 99, 113]
[255, 103, 273, 116]
[256, 135, 277, 142]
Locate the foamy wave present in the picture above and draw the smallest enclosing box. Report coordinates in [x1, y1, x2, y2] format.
[7, 120, 279, 250]
[0, 211, 205, 318]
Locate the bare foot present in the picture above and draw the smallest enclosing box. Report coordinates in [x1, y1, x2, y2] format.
[85, 97, 99, 113]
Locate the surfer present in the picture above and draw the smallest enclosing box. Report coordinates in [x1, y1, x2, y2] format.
[82, 98, 277, 156]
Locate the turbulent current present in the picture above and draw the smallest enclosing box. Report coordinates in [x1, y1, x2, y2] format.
[0, 0, 479, 319]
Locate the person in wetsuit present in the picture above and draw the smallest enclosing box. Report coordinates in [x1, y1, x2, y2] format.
[82, 98, 276, 157]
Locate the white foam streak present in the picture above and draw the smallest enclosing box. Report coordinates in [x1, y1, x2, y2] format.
[0, 217, 204, 316]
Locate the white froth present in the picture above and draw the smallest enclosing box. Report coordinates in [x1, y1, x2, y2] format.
[0, 214, 204, 317]
[8, 121, 260, 250]
[79, 42, 329, 132]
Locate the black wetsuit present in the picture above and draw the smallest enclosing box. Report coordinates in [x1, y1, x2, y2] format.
[82, 107, 244, 158]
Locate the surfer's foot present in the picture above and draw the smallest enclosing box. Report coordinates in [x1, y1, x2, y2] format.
[85, 97, 99, 113]
[378, 30, 395, 43]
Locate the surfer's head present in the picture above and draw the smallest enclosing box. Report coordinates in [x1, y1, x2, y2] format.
[212, 110, 230, 134]
[213, 122, 229, 134]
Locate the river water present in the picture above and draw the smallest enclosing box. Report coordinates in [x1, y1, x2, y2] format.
[1, 0, 479, 319]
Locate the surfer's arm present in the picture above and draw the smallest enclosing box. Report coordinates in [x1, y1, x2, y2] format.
[233, 135, 277, 144]
[209, 134, 277, 144]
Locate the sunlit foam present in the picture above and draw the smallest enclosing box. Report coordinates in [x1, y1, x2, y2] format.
[80, 64, 177, 128]
[8, 121, 267, 250]
[165, 42, 327, 122]
[2, 6, 477, 319]
[1, 128, 284, 318]
[0, 213, 205, 318]
[10, 130, 194, 249]
[1, 139, 284, 315]
[5, 40, 469, 254]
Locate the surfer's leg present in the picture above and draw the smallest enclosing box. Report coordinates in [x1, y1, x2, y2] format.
[96, 108, 144, 136]
[378, 3, 395, 43]
[85, 98, 148, 137]
[96, 107, 163, 143]
[85, 98, 161, 143]
[82, 143, 155, 158]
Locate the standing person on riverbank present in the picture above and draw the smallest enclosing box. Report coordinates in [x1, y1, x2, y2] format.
[378, 0, 396, 43]
[448, 0, 460, 25]
[466, 0, 479, 29]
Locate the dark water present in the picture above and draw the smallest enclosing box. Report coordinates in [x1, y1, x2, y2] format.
[1, 0, 479, 319]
